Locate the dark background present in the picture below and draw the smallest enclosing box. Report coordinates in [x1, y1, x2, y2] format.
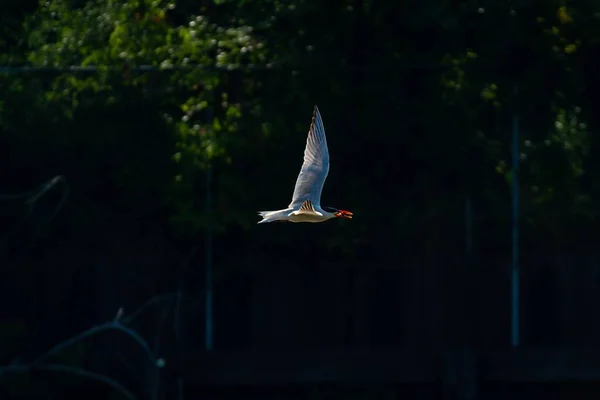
[1, 0, 600, 398]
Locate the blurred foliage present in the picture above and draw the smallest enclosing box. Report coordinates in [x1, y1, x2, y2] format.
[1, 0, 600, 396]
[15, 0, 270, 235]
[0, 0, 597, 258]
[0, 0, 596, 260]
[0, 0, 600, 369]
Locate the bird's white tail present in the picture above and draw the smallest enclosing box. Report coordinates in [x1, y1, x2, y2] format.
[257, 208, 292, 224]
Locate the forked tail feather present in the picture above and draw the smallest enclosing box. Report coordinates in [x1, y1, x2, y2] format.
[257, 208, 292, 224]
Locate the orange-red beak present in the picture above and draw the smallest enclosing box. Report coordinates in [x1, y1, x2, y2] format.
[335, 210, 353, 219]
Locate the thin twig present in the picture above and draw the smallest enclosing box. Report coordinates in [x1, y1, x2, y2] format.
[33, 322, 155, 369]
[124, 292, 202, 324]
[1, 363, 137, 400]
[0, 321, 160, 400]
[0, 175, 68, 238]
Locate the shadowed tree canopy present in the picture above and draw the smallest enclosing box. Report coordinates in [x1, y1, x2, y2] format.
[1, 0, 600, 396]
[1, 0, 597, 244]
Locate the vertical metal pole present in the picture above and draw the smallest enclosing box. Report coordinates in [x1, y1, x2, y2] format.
[205, 165, 213, 351]
[511, 110, 520, 348]
[465, 196, 473, 258]
[205, 104, 214, 351]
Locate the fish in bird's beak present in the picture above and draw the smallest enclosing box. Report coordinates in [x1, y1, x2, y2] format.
[334, 210, 353, 219]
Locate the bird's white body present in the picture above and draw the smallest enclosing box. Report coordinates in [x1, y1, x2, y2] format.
[258, 205, 335, 224]
[258, 106, 350, 224]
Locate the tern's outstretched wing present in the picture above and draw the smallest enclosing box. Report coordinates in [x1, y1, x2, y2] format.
[288, 106, 330, 209]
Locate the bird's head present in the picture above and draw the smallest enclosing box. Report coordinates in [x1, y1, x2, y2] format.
[325, 207, 353, 219]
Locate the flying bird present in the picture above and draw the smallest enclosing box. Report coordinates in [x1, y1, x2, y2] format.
[257, 105, 353, 224]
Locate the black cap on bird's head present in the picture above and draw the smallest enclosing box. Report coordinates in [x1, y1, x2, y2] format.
[324, 206, 353, 219]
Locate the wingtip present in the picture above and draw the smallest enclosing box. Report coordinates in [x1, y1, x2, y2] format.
[311, 105, 321, 126]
